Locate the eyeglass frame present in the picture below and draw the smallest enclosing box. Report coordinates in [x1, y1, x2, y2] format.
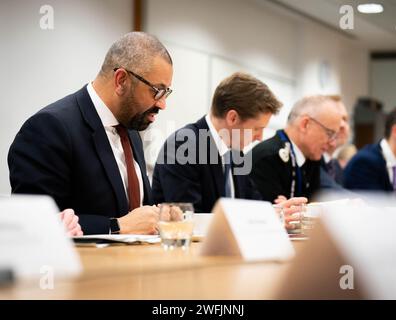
[113, 67, 172, 101]
[308, 116, 338, 141]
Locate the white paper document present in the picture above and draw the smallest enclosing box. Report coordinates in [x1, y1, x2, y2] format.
[201, 198, 295, 261]
[73, 234, 161, 244]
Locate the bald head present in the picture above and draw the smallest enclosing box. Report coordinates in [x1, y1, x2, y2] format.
[99, 32, 172, 78]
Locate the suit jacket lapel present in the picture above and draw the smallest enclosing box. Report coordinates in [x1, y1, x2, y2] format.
[196, 117, 225, 197]
[76, 85, 129, 215]
[211, 155, 225, 198]
[377, 143, 393, 190]
[275, 132, 294, 197]
[231, 150, 245, 198]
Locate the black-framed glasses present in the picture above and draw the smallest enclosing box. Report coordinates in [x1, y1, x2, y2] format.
[309, 117, 338, 141]
[113, 67, 172, 101]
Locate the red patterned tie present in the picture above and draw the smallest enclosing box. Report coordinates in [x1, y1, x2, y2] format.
[115, 125, 140, 211]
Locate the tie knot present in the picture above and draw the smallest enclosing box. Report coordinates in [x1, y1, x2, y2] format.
[224, 150, 232, 165]
[114, 124, 128, 138]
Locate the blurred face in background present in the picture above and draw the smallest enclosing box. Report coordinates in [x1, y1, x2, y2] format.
[335, 101, 350, 148]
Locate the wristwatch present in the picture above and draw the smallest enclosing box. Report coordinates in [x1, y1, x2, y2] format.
[109, 218, 120, 234]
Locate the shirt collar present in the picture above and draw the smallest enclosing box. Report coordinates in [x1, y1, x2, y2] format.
[380, 138, 396, 167]
[323, 152, 332, 164]
[87, 82, 119, 127]
[205, 114, 230, 157]
[290, 139, 306, 167]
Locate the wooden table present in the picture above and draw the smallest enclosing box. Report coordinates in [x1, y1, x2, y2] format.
[0, 241, 303, 299]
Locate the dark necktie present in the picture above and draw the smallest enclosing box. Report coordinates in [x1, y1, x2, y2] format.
[327, 159, 336, 179]
[224, 150, 232, 198]
[115, 125, 140, 211]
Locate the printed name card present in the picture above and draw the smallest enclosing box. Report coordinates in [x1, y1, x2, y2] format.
[0, 195, 82, 278]
[200, 198, 294, 261]
[276, 195, 396, 299]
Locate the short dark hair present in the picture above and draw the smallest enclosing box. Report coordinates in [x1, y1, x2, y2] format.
[99, 32, 172, 77]
[385, 107, 396, 139]
[211, 72, 282, 120]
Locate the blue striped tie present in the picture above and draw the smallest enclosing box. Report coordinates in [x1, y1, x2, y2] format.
[224, 151, 232, 198]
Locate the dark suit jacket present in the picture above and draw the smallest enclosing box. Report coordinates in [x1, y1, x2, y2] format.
[320, 158, 344, 190]
[8, 85, 153, 234]
[152, 116, 262, 213]
[249, 130, 320, 202]
[344, 143, 393, 191]
[320, 167, 344, 190]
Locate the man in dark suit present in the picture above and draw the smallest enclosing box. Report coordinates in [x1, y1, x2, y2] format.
[320, 160, 344, 191]
[152, 72, 282, 213]
[8, 32, 173, 235]
[344, 108, 396, 192]
[320, 95, 350, 189]
[250, 95, 343, 203]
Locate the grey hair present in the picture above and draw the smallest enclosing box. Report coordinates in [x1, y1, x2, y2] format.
[99, 32, 172, 77]
[287, 95, 334, 124]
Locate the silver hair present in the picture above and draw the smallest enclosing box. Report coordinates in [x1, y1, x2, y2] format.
[99, 32, 172, 77]
[287, 95, 334, 124]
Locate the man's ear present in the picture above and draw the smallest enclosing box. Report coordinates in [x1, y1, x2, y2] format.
[114, 69, 128, 96]
[299, 116, 310, 133]
[225, 109, 239, 127]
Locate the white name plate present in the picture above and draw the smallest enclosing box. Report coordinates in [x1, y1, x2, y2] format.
[0, 195, 82, 278]
[200, 198, 294, 261]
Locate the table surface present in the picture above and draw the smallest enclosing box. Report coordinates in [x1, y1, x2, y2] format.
[0, 240, 305, 300]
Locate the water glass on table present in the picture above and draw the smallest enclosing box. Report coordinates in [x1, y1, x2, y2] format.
[158, 203, 194, 250]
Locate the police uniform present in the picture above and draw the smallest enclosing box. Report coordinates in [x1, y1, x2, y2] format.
[249, 130, 320, 202]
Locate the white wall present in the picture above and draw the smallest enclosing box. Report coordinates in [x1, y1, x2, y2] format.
[1, 0, 370, 191]
[371, 59, 396, 112]
[143, 0, 369, 173]
[0, 0, 133, 194]
[295, 18, 369, 112]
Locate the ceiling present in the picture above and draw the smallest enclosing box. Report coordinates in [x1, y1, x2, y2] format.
[330, 0, 396, 34]
[263, 0, 396, 51]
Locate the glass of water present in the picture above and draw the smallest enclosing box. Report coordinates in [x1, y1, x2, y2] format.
[158, 203, 194, 251]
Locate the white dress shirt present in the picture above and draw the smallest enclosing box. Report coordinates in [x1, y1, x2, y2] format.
[290, 140, 306, 167]
[380, 138, 396, 186]
[87, 83, 144, 206]
[205, 114, 235, 198]
[323, 152, 332, 164]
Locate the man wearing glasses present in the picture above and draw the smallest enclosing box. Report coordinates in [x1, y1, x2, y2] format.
[250, 95, 343, 202]
[8, 32, 173, 235]
[152, 72, 308, 232]
[319, 95, 351, 189]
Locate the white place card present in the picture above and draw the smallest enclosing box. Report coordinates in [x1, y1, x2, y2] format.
[0, 195, 82, 278]
[200, 198, 295, 261]
[193, 213, 213, 237]
[322, 200, 396, 299]
[276, 195, 396, 299]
